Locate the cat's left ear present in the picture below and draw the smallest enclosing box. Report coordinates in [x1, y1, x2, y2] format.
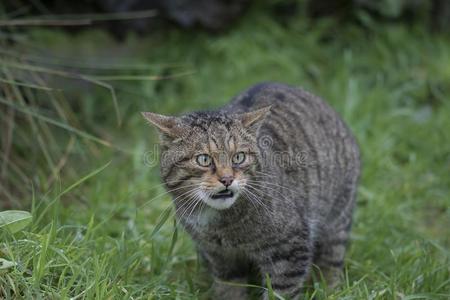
[141, 112, 184, 140]
[238, 106, 272, 132]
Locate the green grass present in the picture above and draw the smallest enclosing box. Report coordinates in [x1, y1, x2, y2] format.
[1, 6, 450, 299]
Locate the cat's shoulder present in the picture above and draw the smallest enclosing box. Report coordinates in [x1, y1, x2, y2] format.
[242, 81, 298, 99]
[229, 81, 314, 111]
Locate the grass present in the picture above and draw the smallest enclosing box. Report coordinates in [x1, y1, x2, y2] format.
[1, 5, 450, 299]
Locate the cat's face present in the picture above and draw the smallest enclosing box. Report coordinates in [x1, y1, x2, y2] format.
[142, 107, 270, 210]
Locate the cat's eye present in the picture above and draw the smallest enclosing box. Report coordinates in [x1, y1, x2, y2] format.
[196, 154, 212, 167]
[232, 152, 246, 165]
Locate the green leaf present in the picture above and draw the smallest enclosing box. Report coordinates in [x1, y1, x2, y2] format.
[0, 210, 32, 233]
[0, 258, 17, 270]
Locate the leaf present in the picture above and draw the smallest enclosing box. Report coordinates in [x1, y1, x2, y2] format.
[0, 210, 32, 233]
[0, 258, 17, 270]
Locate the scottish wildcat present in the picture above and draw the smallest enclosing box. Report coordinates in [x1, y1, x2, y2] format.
[142, 82, 360, 299]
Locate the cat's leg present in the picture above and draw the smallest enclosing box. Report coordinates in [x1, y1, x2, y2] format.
[313, 225, 351, 288]
[201, 249, 250, 300]
[212, 279, 247, 300]
[257, 239, 313, 300]
[313, 175, 357, 288]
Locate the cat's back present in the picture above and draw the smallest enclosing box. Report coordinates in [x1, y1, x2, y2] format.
[226, 82, 358, 151]
[226, 82, 360, 218]
[227, 82, 350, 140]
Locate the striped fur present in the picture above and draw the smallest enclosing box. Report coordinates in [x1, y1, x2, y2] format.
[143, 82, 360, 299]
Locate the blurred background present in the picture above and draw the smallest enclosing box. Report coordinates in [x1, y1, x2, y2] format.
[0, 0, 449, 299]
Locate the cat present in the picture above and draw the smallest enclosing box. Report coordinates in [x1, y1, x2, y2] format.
[142, 82, 360, 299]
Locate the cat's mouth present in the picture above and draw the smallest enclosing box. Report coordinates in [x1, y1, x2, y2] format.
[202, 187, 239, 210]
[211, 189, 234, 200]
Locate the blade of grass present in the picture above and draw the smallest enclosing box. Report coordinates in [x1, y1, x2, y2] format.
[0, 77, 54, 91]
[33, 161, 111, 227]
[0, 97, 112, 147]
[58, 160, 111, 198]
[2, 69, 57, 172]
[92, 70, 196, 81]
[0, 100, 15, 177]
[0, 10, 157, 27]
[0, 60, 121, 125]
[265, 273, 276, 300]
[0, 48, 189, 71]
[150, 206, 173, 238]
[166, 219, 178, 263]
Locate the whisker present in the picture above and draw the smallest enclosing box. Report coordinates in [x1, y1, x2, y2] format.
[186, 197, 202, 225]
[242, 186, 275, 218]
[138, 182, 201, 208]
[151, 187, 200, 225]
[175, 197, 199, 225]
[246, 181, 296, 204]
[246, 179, 298, 194]
[176, 192, 203, 227]
[246, 179, 295, 193]
[130, 177, 200, 194]
[196, 199, 206, 225]
[254, 170, 277, 177]
[241, 189, 271, 219]
[245, 184, 285, 211]
[173, 189, 201, 216]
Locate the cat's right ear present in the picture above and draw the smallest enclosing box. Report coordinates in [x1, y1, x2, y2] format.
[237, 106, 272, 134]
[141, 112, 183, 141]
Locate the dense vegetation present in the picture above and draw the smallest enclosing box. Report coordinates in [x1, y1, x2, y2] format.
[1, 3, 449, 299]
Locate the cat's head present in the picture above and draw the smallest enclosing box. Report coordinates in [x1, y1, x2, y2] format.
[142, 107, 270, 210]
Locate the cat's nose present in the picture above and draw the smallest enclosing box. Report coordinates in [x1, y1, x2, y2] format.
[219, 175, 234, 187]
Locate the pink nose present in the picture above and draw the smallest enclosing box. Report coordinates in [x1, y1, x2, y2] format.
[219, 175, 234, 187]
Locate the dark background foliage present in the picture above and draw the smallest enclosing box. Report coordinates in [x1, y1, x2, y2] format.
[2, 0, 450, 36]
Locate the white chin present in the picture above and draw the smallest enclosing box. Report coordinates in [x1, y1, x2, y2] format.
[202, 194, 238, 210]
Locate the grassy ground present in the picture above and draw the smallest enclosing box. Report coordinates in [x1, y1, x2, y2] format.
[1, 6, 450, 299]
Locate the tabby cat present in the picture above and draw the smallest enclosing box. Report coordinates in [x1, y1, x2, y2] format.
[142, 82, 360, 299]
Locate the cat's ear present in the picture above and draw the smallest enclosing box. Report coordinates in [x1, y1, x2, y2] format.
[238, 106, 271, 132]
[141, 112, 183, 140]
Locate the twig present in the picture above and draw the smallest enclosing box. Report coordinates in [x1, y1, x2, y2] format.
[0, 10, 158, 27]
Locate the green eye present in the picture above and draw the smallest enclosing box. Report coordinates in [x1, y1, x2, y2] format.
[196, 154, 212, 167]
[232, 152, 246, 165]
